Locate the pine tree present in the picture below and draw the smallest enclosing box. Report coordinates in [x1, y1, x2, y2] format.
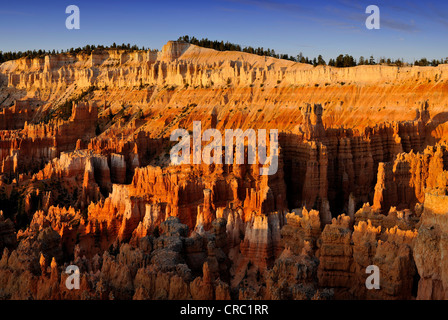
[317, 55, 326, 66]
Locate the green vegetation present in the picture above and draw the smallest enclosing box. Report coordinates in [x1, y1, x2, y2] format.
[44, 85, 95, 122]
[0, 43, 154, 64]
[1, 36, 447, 68]
[178, 35, 297, 61]
[178, 35, 448, 67]
[328, 54, 357, 68]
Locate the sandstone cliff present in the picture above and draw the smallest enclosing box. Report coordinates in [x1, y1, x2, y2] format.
[1, 41, 448, 300]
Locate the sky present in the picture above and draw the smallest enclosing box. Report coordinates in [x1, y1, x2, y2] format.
[0, 0, 447, 63]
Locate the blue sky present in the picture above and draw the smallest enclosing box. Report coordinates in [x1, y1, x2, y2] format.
[0, 0, 447, 62]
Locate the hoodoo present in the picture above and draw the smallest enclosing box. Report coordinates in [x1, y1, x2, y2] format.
[0, 39, 447, 300]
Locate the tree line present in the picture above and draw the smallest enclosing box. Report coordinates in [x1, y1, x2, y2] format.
[178, 35, 448, 68]
[0, 43, 152, 63]
[1, 36, 447, 68]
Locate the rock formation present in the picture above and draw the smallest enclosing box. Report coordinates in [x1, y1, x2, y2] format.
[0, 40, 448, 300]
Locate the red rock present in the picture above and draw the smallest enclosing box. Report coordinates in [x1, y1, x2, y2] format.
[1, 41, 448, 300]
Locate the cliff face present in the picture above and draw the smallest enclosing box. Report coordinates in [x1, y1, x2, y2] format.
[0, 211, 16, 252]
[1, 41, 448, 134]
[414, 192, 448, 299]
[0, 101, 97, 178]
[1, 41, 448, 300]
[373, 144, 448, 214]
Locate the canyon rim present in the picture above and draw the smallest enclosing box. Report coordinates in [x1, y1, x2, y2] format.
[1, 0, 448, 304]
[0, 40, 447, 300]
